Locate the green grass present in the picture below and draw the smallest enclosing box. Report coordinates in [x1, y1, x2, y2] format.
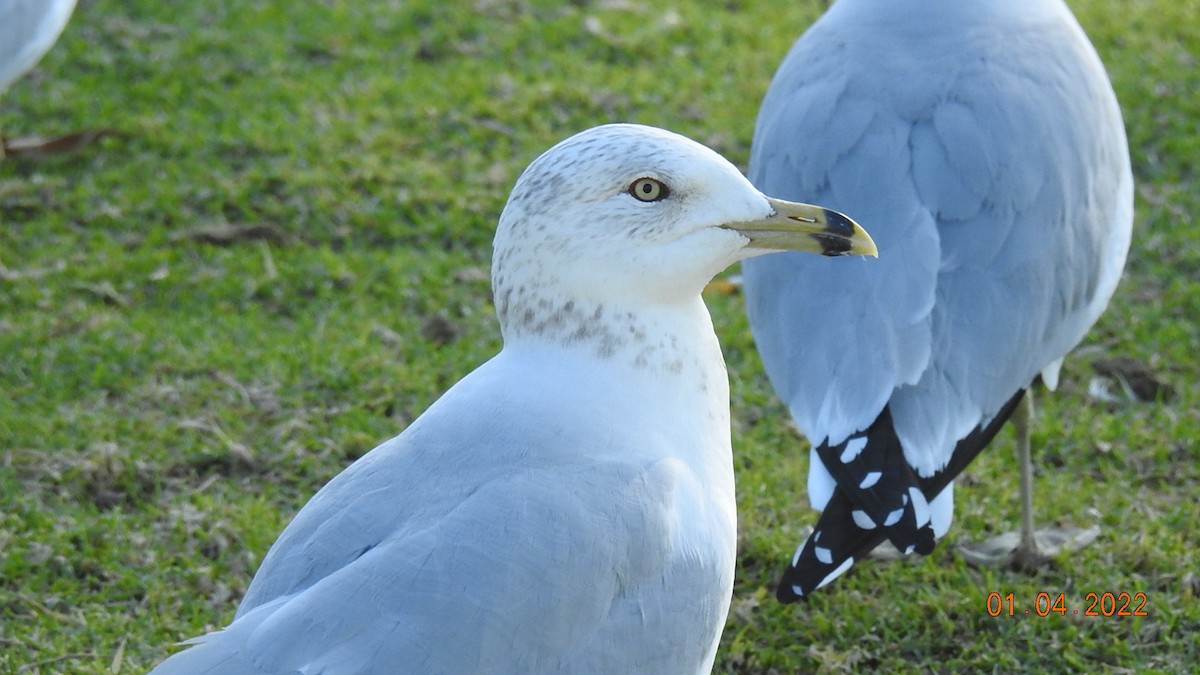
[2, 0, 1197, 671]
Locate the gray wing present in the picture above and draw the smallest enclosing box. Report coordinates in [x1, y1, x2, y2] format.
[152, 366, 725, 674]
[742, 2, 1132, 476]
[0, 0, 77, 91]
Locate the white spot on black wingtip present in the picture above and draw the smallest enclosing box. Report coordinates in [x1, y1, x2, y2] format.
[851, 509, 877, 530]
[839, 436, 868, 463]
[814, 558, 855, 591]
[791, 544, 805, 567]
[814, 546, 833, 564]
[904, 544, 916, 555]
[859, 471, 882, 489]
[883, 507, 904, 527]
[909, 487, 931, 526]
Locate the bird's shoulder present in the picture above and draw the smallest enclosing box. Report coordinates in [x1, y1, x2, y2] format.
[175, 354, 722, 673]
[165, 450, 701, 673]
[238, 355, 686, 606]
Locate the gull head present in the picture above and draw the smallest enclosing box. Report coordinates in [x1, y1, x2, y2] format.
[492, 124, 875, 335]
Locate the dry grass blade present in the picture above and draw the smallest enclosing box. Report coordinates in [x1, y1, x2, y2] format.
[1, 129, 123, 157]
[168, 223, 291, 246]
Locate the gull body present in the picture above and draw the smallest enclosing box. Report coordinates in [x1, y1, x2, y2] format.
[152, 124, 876, 673]
[0, 0, 77, 93]
[742, 0, 1132, 599]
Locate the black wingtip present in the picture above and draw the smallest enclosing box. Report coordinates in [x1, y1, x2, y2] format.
[774, 493, 877, 602]
[775, 579, 804, 604]
[775, 392, 1029, 603]
[913, 525, 937, 555]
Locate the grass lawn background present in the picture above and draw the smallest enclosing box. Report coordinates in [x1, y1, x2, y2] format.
[2, 0, 1197, 671]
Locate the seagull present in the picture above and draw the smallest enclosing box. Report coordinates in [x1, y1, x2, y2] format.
[150, 123, 877, 673]
[1, 0, 84, 157]
[741, 0, 1132, 601]
[0, 0, 76, 94]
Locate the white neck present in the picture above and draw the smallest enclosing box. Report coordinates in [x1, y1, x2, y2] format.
[496, 291, 733, 494]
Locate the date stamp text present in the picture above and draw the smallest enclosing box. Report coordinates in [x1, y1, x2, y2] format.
[986, 592, 1148, 617]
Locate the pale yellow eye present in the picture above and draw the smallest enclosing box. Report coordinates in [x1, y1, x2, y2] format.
[629, 177, 669, 202]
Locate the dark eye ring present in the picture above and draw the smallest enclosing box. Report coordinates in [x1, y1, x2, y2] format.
[629, 177, 669, 202]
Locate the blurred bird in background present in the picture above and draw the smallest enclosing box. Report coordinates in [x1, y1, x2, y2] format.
[742, 0, 1132, 601]
[0, 0, 110, 157]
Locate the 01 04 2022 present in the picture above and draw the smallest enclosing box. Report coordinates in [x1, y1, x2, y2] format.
[985, 591, 1148, 617]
